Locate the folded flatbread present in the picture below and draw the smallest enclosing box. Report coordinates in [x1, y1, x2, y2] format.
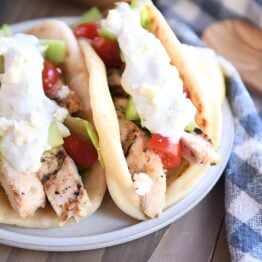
[79, 1, 223, 220]
[0, 20, 106, 228]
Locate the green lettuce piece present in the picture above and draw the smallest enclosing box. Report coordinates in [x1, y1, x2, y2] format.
[48, 121, 64, 148]
[97, 29, 116, 41]
[40, 39, 67, 64]
[76, 7, 102, 25]
[64, 116, 102, 164]
[0, 24, 12, 37]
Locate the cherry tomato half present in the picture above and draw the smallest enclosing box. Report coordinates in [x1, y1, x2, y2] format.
[73, 23, 99, 40]
[42, 60, 60, 93]
[64, 134, 98, 169]
[92, 37, 122, 68]
[147, 134, 181, 170]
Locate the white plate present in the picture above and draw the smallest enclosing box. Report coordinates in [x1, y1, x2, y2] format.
[0, 18, 234, 251]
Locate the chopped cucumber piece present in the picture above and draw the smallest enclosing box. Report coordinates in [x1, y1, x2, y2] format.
[0, 55, 4, 74]
[48, 121, 64, 148]
[130, 0, 152, 30]
[97, 29, 116, 41]
[0, 24, 12, 37]
[64, 116, 102, 164]
[125, 97, 140, 121]
[130, 0, 139, 8]
[185, 121, 197, 132]
[40, 39, 67, 64]
[141, 7, 151, 30]
[76, 7, 102, 25]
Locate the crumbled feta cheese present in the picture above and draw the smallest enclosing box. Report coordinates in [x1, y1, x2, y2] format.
[14, 122, 36, 145]
[133, 172, 153, 196]
[53, 107, 68, 122]
[0, 118, 14, 135]
[30, 109, 42, 127]
[56, 85, 70, 100]
[56, 121, 70, 138]
[139, 84, 157, 99]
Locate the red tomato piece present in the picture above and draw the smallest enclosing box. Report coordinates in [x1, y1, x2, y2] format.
[92, 37, 122, 68]
[42, 60, 60, 93]
[64, 134, 98, 169]
[73, 23, 99, 40]
[147, 134, 182, 170]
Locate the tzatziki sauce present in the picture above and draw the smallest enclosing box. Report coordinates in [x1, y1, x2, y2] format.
[0, 34, 68, 173]
[101, 3, 196, 143]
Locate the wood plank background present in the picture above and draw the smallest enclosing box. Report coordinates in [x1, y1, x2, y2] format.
[0, 0, 231, 261]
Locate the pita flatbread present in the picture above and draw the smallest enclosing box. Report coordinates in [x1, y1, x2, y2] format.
[0, 20, 106, 228]
[79, 1, 223, 220]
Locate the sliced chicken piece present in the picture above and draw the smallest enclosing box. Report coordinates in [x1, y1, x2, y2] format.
[0, 160, 46, 218]
[37, 147, 91, 222]
[59, 91, 82, 114]
[46, 80, 82, 114]
[108, 69, 122, 87]
[181, 129, 220, 165]
[114, 97, 127, 118]
[107, 69, 128, 97]
[125, 126, 166, 218]
[115, 97, 166, 218]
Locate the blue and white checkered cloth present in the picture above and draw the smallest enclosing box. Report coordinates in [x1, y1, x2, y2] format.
[155, 0, 262, 261]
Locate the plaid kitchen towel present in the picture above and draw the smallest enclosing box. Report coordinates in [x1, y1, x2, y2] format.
[155, 0, 262, 261]
[155, 0, 262, 34]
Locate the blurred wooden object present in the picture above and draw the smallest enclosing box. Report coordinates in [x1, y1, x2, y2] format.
[202, 19, 262, 95]
[71, 0, 129, 9]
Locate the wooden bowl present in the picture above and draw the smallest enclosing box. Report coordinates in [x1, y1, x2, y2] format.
[72, 0, 129, 9]
[202, 19, 262, 95]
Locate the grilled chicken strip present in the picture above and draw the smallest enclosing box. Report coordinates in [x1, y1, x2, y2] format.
[181, 129, 220, 165]
[115, 97, 166, 218]
[114, 96, 219, 216]
[107, 69, 128, 97]
[46, 80, 82, 114]
[0, 160, 46, 218]
[37, 147, 91, 222]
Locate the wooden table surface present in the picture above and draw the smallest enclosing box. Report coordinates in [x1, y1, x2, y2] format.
[0, 0, 231, 261]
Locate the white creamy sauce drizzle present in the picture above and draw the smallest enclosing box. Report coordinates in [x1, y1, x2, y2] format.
[0, 34, 68, 173]
[101, 3, 196, 143]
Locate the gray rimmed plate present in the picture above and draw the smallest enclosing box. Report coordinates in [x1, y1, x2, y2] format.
[0, 17, 234, 252]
